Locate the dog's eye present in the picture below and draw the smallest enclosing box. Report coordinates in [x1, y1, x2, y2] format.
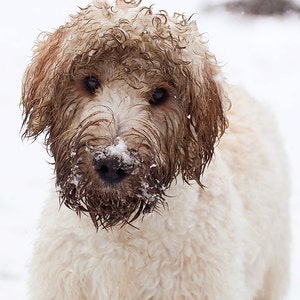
[83, 76, 100, 94]
[149, 88, 168, 105]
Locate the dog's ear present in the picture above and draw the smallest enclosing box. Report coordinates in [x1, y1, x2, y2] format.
[180, 49, 229, 186]
[21, 28, 66, 139]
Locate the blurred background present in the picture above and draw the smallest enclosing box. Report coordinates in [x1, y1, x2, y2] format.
[0, 0, 299, 298]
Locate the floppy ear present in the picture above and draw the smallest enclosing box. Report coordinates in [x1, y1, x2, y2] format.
[21, 1, 109, 140]
[180, 50, 229, 185]
[21, 28, 66, 139]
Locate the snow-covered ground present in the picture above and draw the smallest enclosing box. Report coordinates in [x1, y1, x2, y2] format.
[0, 0, 299, 299]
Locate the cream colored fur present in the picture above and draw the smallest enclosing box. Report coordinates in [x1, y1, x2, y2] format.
[23, 1, 290, 299]
[28, 87, 290, 300]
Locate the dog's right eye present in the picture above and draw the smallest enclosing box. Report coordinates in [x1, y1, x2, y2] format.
[149, 88, 168, 106]
[83, 76, 100, 94]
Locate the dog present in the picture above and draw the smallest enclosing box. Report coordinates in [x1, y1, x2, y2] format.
[21, 1, 290, 299]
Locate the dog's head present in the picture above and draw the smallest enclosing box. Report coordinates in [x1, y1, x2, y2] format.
[21, 0, 228, 229]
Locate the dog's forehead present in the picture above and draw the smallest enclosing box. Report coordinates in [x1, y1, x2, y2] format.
[64, 0, 202, 59]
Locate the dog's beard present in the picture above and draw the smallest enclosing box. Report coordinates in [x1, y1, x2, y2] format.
[58, 175, 166, 229]
[55, 142, 169, 229]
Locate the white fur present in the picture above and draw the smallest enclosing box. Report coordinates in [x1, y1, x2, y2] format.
[28, 86, 290, 300]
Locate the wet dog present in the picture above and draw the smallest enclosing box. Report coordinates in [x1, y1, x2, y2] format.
[22, 1, 290, 299]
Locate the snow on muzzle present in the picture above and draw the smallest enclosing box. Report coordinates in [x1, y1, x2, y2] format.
[93, 139, 135, 185]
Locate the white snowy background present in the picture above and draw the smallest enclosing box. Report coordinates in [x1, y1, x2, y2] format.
[0, 0, 299, 298]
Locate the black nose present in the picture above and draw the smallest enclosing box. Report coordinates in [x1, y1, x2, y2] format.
[93, 155, 134, 185]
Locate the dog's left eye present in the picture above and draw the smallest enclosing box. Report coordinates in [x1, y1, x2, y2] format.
[149, 88, 168, 105]
[83, 76, 100, 94]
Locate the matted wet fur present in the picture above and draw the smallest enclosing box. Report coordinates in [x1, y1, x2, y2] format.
[21, 1, 290, 299]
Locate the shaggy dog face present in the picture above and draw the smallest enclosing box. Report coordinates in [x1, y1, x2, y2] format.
[22, 0, 228, 229]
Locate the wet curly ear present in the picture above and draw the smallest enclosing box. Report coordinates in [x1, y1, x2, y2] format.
[21, 28, 67, 139]
[180, 52, 229, 185]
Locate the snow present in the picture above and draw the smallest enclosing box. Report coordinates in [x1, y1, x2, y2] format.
[106, 138, 133, 165]
[0, 0, 299, 299]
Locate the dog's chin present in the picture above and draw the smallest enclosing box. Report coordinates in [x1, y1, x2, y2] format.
[57, 172, 166, 229]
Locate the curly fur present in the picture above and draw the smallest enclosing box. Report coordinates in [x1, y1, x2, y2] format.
[21, 1, 290, 299]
